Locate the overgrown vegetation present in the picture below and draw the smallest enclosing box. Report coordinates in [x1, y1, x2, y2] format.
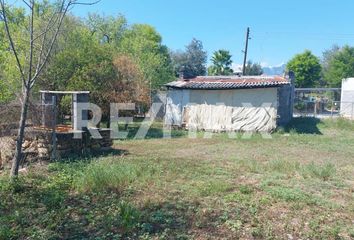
[287, 45, 354, 88]
[0, 3, 176, 105]
[1, 118, 354, 239]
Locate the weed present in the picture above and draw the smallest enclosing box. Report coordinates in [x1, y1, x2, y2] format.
[349, 228, 354, 238]
[264, 186, 317, 204]
[0, 118, 353, 239]
[302, 162, 336, 181]
[267, 158, 300, 174]
[322, 117, 354, 131]
[0, 225, 12, 240]
[196, 180, 233, 197]
[0, 177, 26, 193]
[118, 201, 141, 232]
[239, 185, 254, 195]
[225, 219, 242, 232]
[74, 159, 158, 193]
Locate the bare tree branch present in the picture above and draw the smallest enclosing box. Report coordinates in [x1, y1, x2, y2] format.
[27, 0, 34, 88]
[70, 0, 101, 6]
[2, 0, 100, 177]
[30, 0, 100, 87]
[32, 11, 59, 42]
[0, 0, 26, 84]
[22, 0, 32, 9]
[34, 9, 61, 76]
[30, 1, 69, 86]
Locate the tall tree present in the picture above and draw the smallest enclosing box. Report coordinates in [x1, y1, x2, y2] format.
[322, 45, 340, 73]
[244, 60, 263, 76]
[208, 50, 233, 76]
[87, 13, 127, 44]
[286, 50, 322, 88]
[323, 45, 354, 87]
[39, 14, 171, 119]
[118, 24, 175, 90]
[0, 0, 97, 177]
[171, 38, 207, 78]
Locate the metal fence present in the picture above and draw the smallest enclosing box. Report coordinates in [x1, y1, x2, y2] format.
[294, 100, 354, 119]
[0, 101, 44, 137]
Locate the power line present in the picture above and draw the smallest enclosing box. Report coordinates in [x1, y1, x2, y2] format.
[252, 31, 354, 40]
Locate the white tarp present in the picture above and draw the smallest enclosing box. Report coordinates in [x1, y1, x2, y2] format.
[183, 104, 277, 132]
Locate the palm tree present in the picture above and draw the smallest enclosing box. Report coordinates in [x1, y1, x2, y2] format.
[208, 50, 233, 76]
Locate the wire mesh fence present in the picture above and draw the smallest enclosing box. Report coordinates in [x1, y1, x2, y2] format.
[0, 101, 45, 137]
[294, 99, 354, 119]
[0, 100, 58, 169]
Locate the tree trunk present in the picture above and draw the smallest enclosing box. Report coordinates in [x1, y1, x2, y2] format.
[10, 86, 30, 177]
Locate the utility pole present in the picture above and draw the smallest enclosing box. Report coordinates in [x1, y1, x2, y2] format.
[242, 27, 251, 76]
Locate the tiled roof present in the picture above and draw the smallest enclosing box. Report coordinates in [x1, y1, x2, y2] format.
[165, 76, 290, 90]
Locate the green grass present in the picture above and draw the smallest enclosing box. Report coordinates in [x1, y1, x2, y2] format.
[74, 159, 160, 193]
[0, 118, 354, 239]
[302, 162, 337, 181]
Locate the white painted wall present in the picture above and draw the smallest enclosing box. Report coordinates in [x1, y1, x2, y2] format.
[165, 88, 278, 131]
[341, 78, 354, 118]
[189, 88, 277, 107]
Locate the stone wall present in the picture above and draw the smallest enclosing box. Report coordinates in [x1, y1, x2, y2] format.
[0, 129, 113, 170]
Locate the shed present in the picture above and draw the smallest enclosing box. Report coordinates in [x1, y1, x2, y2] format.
[340, 78, 354, 119]
[164, 75, 294, 132]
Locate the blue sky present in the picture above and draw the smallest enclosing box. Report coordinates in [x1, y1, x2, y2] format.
[73, 0, 354, 67]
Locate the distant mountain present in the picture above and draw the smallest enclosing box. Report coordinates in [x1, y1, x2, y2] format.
[232, 63, 286, 76]
[262, 64, 286, 76]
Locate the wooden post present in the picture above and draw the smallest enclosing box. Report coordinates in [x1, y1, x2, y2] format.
[331, 100, 334, 118]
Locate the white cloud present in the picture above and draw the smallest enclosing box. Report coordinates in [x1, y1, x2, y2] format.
[231, 63, 243, 73]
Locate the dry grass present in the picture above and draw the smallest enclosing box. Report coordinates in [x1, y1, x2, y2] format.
[1, 118, 354, 239]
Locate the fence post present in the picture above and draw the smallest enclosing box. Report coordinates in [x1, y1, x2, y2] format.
[331, 100, 334, 118]
[51, 96, 57, 161]
[352, 102, 354, 120]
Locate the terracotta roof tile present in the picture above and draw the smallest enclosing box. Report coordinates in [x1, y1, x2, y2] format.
[165, 76, 290, 90]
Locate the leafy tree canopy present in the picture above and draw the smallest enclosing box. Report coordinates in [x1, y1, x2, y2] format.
[286, 50, 322, 88]
[1, 4, 175, 106]
[171, 38, 207, 78]
[244, 61, 263, 76]
[322, 45, 354, 87]
[117, 24, 174, 89]
[0, 5, 27, 103]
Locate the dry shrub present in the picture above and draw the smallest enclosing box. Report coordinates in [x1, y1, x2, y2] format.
[94, 55, 150, 121]
[111, 55, 149, 105]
